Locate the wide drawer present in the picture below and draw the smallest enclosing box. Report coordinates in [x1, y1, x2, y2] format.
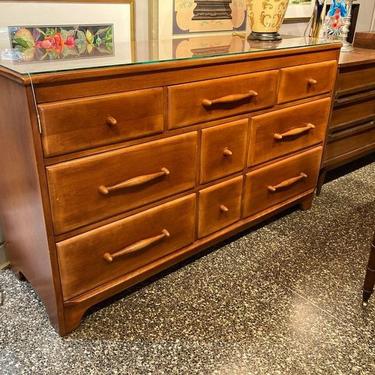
[248, 98, 331, 166]
[337, 65, 375, 96]
[331, 98, 375, 130]
[57, 195, 196, 300]
[278, 61, 337, 104]
[198, 176, 243, 238]
[168, 71, 278, 128]
[243, 147, 322, 217]
[39, 88, 164, 157]
[47, 132, 197, 234]
[201, 119, 248, 183]
[325, 123, 375, 163]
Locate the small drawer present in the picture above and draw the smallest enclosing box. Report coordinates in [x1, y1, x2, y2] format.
[47, 132, 197, 234]
[201, 119, 248, 183]
[278, 61, 337, 104]
[248, 98, 331, 166]
[39, 88, 164, 157]
[168, 71, 278, 128]
[243, 147, 322, 218]
[198, 176, 243, 238]
[337, 66, 375, 96]
[57, 195, 196, 300]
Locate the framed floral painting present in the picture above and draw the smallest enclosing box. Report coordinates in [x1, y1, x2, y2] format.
[0, 0, 134, 63]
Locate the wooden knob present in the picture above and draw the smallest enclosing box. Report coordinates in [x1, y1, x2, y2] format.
[308, 78, 318, 86]
[106, 116, 118, 126]
[223, 148, 233, 157]
[220, 204, 229, 213]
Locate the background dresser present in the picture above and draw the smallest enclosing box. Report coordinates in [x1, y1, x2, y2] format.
[0, 39, 340, 335]
[318, 48, 375, 193]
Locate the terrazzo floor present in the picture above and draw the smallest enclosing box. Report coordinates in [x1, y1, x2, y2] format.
[1, 158, 375, 375]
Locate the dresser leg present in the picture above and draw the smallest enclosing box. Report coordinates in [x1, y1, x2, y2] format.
[299, 194, 314, 211]
[11, 266, 27, 281]
[363, 235, 375, 306]
[316, 169, 327, 196]
[61, 303, 89, 336]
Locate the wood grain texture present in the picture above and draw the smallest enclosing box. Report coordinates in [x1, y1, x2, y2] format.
[168, 71, 278, 128]
[200, 119, 248, 183]
[243, 147, 322, 218]
[47, 132, 198, 234]
[0, 76, 62, 330]
[278, 60, 337, 104]
[198, 176, 243, 238]
[39, 88, 164, 157]
[57, 195, 195, 300]
[248, 98, 331, 166]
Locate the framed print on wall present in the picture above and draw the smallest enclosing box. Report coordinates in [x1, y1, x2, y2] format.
[0, 0, 135, 63]
[284, 0, 314, 23]
[158, 0, 247, 40]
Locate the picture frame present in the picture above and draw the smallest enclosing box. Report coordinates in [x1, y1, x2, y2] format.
[0, 0, 135, 63]
[284, 0, 314, 24]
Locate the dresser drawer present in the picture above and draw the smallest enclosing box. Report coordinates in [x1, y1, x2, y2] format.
[278, 61, 337, 104]
[57, 195, 196, 300]
[243, 147, 322, 217]
[168, 71, 278, 128]
[331, 98, 375, 130]
[337, 66, 375, 95]
[47, 132, 197, 234]
[201, 119, 247, 183]
[248, 98, 330, 166]
[198, 177, 243, 238]
[39, 88, 164, 157]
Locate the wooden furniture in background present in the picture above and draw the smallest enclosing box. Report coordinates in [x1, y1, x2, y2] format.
[363, 231, 375, 306]
[354, 32, 375, 50]
[0, 42, 339, 335]
[318, 48, 375, 193]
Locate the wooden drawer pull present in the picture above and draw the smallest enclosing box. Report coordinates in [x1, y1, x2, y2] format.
[99, 167, 170, 195]
[273, 123, 315, 140]
[223, 147, 233, 157]
[202, 90, 258, 108]
[220, 204, 229, 213]
[106, 115, 118, 126]
[267, 172, 308, 192]
[103, 229, 170, 263]
[308, 78, 318, 86]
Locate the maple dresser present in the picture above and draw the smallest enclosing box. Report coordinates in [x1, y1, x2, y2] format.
[0, 37, 340, 335]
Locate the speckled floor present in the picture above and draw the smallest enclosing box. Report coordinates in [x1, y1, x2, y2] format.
[1, 159, 375, 375]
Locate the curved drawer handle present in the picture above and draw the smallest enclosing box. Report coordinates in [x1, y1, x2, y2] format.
[308, 78, 318, 86]
[99, 167, 170, 195]
[267, 172, 308, 193]
[273, 123, 315, 140]
[202, 90, 258, 108]
[106, 115, 118, 126]
[103, 229, 170, 263]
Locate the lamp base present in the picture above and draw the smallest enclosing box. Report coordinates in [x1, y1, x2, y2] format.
[248, 31, 282, 41]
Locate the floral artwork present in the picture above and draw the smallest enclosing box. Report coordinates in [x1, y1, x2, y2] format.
[324, 0, 349, 38]
[8, 24, 114, 62]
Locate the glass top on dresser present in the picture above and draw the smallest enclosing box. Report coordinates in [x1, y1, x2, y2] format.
[0, 34, 337, 76]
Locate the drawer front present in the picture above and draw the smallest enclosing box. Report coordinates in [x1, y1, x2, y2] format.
[278, 61, 337, 104]
[39, 88, 164, 157]
[198, 177, 243, 238]
[331, 98, 375, 129]
[168, 71, 279, 128]
[57, 195, 196, 300]
[249, 98, 331, 166]
[201, 119, 248, 183]
[325, 125, 375, 162]
[47, 132, 197, 234]
[243, 147, 322, 217]
[337, 66, 375, 95]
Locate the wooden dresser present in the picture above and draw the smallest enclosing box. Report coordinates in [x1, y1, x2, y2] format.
[0, 39, 340, 335]
[318, 48, 375, 192]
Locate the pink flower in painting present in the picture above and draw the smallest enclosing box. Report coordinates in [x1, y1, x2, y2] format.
[65, 36, 75, 47]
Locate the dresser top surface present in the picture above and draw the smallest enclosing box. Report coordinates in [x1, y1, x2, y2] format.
[0, 35, 340, 78]
[339, 47, 375, 67]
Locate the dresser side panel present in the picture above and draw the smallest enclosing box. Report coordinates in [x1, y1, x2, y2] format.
[0, 76, 61, 331]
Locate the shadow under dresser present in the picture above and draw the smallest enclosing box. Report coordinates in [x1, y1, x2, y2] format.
[0, 38, 340, 335]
